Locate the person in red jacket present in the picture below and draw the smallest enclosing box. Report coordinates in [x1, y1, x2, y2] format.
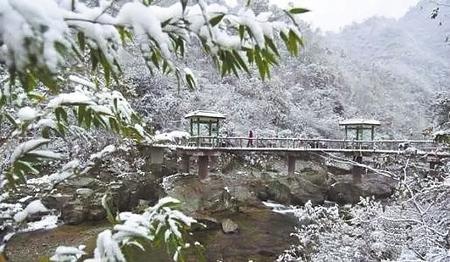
[247, 130, 254, 147]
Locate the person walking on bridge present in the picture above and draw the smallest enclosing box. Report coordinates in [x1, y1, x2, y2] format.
[247, 130, 254, 147]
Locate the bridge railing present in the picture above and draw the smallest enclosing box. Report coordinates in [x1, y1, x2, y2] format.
[184, 136, 439, 152]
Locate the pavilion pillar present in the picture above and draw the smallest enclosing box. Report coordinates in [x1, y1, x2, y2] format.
[216, 119, 220, 137]
[287, 155, 296, 176]
[198, 155, 209, 179]
[179, 154, 190, 173]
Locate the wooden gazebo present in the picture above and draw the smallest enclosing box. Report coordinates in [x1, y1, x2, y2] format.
[184, 110, 226, 137]
[339, 119, 381, 140]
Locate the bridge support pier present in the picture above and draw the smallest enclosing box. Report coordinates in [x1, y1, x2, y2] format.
[179, 154, 190, 173]
[287, 155, 296, 176]
[150, 147, 164, 176]
[352, 155, 363, 183]
[198, 155, 209, 179]
[210, 155, 218, 171]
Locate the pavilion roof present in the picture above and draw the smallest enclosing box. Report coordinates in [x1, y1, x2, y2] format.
[339, 118, 381, 126]
[184, 110, 226, 119]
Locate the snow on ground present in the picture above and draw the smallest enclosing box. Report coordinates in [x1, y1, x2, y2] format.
[17, 106, 38, 121]
[154, 131, 190, 143]
[161, 172, 193, 191]
[21, 215, 58, 232]
[13, 200, 48, 222]
[27, 159, 79, 188]
[0, 202, 22, 220]
[90, 145, 116, 160]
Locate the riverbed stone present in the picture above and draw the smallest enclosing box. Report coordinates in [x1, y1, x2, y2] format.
[66, 177, 97, 188]
[42, 194, 73, 210]
[87, 207, 106, 221]
[61, 200, 86, 225]
[193, 215, 221, 230]
[76, 188, 94, 198]
[221, 218, 239, 234]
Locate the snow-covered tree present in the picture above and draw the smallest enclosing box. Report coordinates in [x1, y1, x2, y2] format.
[0, 0, 307, 188]
[278, 160, 450, 261]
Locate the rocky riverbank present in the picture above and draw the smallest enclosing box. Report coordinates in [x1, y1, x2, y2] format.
[3, 148, 400, 261]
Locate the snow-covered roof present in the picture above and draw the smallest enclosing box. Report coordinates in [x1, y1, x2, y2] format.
[339, 119, 381, 126]
[184, 110, 226, 119]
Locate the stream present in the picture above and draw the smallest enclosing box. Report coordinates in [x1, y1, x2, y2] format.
[5, 204, 299, 262]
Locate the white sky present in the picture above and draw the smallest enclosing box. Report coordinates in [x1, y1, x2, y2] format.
[228, 0, 421, 32]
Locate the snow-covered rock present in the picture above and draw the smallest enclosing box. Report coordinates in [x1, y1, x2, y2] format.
[221, 218, 239, 234]
[13, 200, 49, 222]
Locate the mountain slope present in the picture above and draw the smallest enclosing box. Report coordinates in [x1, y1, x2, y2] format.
[126, 0, 450, 139]
[325, 0, 450, 136]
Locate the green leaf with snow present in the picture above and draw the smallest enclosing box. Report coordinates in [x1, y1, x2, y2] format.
[209, 14, 225, 27]
[289, 8, 310, 14]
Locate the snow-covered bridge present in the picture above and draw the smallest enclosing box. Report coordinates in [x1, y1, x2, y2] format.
[146, 110, 450, 178]
[149, 136, 450, 179]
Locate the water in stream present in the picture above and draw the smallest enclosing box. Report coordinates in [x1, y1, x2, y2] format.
[6, 205, 299, 262]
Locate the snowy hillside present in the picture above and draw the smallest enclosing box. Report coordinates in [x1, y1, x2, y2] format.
[326, 0, 450, 136]
[126, 0, 449, 139]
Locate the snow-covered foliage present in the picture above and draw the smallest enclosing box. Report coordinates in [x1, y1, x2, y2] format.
[0, 0, 305, 188]
[51, 197, 203, 262]
[278, 164, 450, 262]
[50, 245, 86, 262]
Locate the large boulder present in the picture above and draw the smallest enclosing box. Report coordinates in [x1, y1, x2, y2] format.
[327, 181, 363, 204]
[61, 199, 86, 225]
[327, 174, 396, 204]
[262, 181, 292, 204]
[252, 165, 329, 205]
[58, 172, 162, 225]
[288, 166, 329, 204]
[164, 174, 243, 214]
[42, 194, 73, 210]
[288, 177, 327, 205]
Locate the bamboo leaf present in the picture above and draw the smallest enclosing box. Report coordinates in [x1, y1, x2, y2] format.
[239, 25, 245, 41]
[181, 0, 188, 12]
[77, 31, 86, 50]
[232, 50, 249, 74]
[209, 14, 225, 27]
[289, 8, 310, 14]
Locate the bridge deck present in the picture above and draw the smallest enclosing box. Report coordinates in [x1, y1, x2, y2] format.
[154, 136, 450, 158]
[174, 146, 449, 156]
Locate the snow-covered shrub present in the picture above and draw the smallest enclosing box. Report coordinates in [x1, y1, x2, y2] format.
[278, 165, 450, 262]
[0, 0, 307, 187]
